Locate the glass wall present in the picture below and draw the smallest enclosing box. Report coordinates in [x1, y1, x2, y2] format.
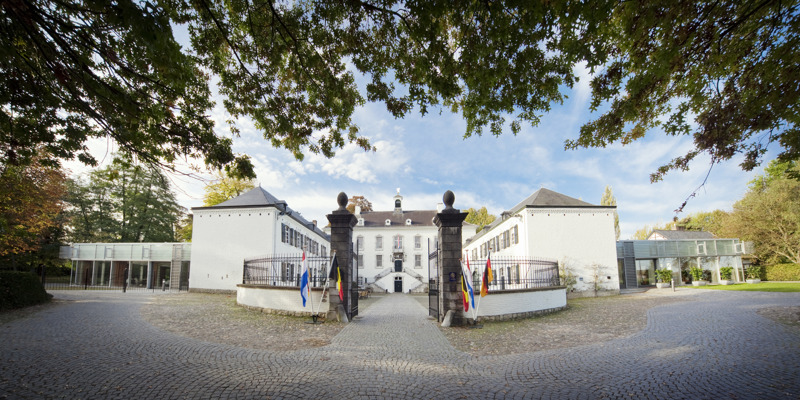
[635, 259, 655, 286]
[93, 261, 111, 286]
[130, 262, 149, 287]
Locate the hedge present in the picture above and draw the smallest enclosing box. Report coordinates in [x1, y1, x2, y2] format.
[764, 263, 800, 281]
[0, 271, 52, 311]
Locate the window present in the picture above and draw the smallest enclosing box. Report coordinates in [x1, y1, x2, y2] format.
[414, 235, 421, 249]
[376, 255, 383, 268]
[415, 254, 422, 268]
[357, 236, 364, 251]
[376, 235, 383, 250]
[358, 254, 364, 269]
[394, 235, 403, 250]
[513, 225, 519, 245]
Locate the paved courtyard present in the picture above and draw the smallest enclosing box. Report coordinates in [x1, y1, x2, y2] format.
[1, 289, 799, 399]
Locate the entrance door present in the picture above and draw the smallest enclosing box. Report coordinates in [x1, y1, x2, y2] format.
[394, 259, 402, 272]
[394, 276, 403, 292]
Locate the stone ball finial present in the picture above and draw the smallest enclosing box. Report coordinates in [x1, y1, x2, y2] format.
[337, 192, 348, 210]
[443, 190, 455, 210]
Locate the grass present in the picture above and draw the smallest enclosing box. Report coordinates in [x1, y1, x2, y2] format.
[691, 282, 800, 292]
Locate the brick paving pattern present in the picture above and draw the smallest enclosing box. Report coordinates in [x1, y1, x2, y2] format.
[1, 290, 799, 398]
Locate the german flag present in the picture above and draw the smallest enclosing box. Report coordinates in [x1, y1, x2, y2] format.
[481, 251, 493, 297]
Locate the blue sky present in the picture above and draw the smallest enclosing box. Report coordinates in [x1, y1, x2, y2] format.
[65, 63, 774, 240]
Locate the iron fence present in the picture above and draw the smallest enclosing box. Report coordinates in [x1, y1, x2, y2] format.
[467, 256, 560, 291]
[243, 254, 330, 288]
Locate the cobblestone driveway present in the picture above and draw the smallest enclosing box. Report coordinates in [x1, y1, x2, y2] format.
[1, 290, 799, 399]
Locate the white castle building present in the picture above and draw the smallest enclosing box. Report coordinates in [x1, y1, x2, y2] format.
[463, 188, 620, 297]
[329, 190, 478, 293]
[190, 186, 330, 292]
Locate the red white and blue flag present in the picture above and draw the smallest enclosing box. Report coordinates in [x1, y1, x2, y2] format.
[300, 251, 309, 307]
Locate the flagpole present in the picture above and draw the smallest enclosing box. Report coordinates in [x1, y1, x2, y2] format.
[313, 251, 336, 321]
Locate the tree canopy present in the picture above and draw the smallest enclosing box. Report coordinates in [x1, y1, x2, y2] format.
[600, 185, 619, 240]
[3, 1, 798, 180]
[65, 157, 184, 243]
[725, 160, 800, 264]
[202, 172, 256, 207]
[346, 195, 373, 214]
[465, 207, 496, 233]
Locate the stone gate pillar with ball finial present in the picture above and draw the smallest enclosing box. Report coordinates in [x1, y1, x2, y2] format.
[434, 190, 469, 326]
[326, 192, 357, 322]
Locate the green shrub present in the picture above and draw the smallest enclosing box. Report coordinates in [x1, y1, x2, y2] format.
[690, 266, 704, 281]
[0, 271, 52, 311]
[719, 266, 734, 280]
[764, 263, 800, 281]
[745, 265, 764, 279]
[655, 269, 673, 283]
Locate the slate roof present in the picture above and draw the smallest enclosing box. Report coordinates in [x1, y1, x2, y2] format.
[192, 186, 329, 240]
[468, 188, 613, 242]
[649, 230, 716, 240]
[508, 188, 602, 213]
[357, 210, 439, 227]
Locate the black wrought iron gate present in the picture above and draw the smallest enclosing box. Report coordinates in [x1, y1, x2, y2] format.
[427, 239, 439, 320]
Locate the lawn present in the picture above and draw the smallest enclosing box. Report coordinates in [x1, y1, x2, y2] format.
[692, 282, 800, 292]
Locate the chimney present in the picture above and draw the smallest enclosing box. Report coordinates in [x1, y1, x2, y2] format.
[312, 220, 317, 227]
[354, 205, 361, 215]
[436, 203, 443, 213]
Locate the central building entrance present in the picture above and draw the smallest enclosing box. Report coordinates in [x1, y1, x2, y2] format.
[394, 276, 403, 292]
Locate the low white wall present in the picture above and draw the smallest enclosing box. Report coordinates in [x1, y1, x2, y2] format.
[237, 285, 327, 316]
[475, 287, 567, 319]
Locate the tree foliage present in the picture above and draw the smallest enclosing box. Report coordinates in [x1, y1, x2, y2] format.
[567, 0, 800, 180]
[202, 172, 256, 207]
[677, 210, 730, 237]
[725, 160, 800, 264]
[0, 154, 66, 260]
[65, 157, 184, 243]
[600, 185, 620, 240]
[346, 195, 373, 214]
[3, 0, 797, 181]
[465, 207, 496, 233]
[630, 221, 676, 240]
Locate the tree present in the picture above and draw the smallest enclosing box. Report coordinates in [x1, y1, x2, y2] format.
[203, 172, 257, 207]
[630, 221, 676, 240]
[0, 154, 67, 268]
[678, 210, 730, 236]
[4, 1, 797, 181]
[465, 207, 496, 233]
[65, 157, 184, 243]
[725, 161, 800, 264]
[600, 185, 620, 240]
[346, 196, 373, 214]
[567, 1, 800, 181]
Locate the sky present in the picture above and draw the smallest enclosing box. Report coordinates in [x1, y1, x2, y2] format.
[64, 65, 775, 241]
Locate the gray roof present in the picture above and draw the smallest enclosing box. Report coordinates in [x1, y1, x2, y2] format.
[468, 188, 612, 242]
[508, 188, 600, 212]
[192, 187, 329, 240]
[357, 210, 438, 227]
[649, 230, 716, 240]
[214, 186, 282, 207]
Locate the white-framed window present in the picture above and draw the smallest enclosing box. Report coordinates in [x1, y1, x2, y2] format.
[512, 225, 519, 245]
[376, 255, 383, 268]
[414, 235, 421, 249]
[357, 236, 364, 251]
[358, 254, 364, 269]
[394, 235, 403, 250]
[376, 235, 383, 250]
[415, 254, 422, 268]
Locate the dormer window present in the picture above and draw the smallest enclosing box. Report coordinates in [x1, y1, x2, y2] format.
[405, 219, 412, 226]
[385, 219, 391, 226]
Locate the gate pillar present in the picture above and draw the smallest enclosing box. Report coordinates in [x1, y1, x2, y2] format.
[326, 192, 358, 322]
[433, 190, 469, 326]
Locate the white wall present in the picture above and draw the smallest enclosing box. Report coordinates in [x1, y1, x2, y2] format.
[237, 286, 326, 315]
[525, 208, 619, 294]
[190, 207, 278, 292]
[475, 288, 566, 317]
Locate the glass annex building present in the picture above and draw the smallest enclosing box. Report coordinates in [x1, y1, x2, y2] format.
[616, 238, 751, 288]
